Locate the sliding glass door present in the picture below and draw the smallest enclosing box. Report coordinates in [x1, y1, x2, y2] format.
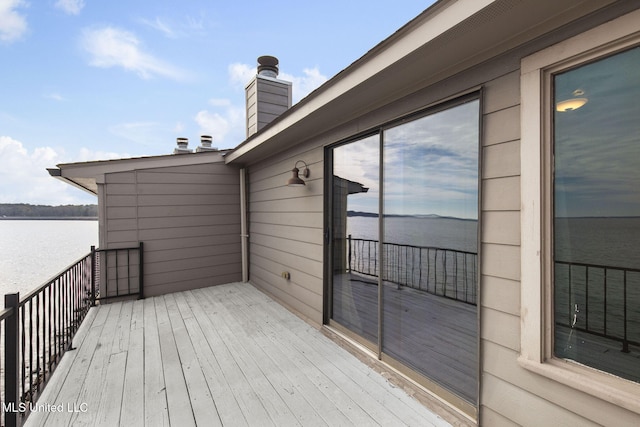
[328, 96, 480, 406]
[381, 100, 479, 403]
[330, 134, 379, 345]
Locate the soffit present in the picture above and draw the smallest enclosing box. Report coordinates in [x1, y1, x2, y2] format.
[225, 0, 617, 165]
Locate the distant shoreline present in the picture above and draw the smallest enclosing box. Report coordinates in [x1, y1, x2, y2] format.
[0, 217, 98, 221]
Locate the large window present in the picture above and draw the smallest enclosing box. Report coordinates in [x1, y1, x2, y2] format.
[552, 46, 640, 382]
[520, 9, 640, 413]
[327, 95, 479, 413]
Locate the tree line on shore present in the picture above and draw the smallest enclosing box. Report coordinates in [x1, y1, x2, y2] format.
[0, 203, 98, 218]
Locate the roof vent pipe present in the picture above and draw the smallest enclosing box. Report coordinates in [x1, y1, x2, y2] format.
[201, 135, 212, 148]
[174, 137, 192, 154]
[257, 55, 279, 78]
[196, 135, 218, 152]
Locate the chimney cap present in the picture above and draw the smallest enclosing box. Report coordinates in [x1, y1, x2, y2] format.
[257, 55, 279, 78]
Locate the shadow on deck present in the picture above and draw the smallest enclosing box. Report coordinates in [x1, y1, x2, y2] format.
[24, 282, 452, 427]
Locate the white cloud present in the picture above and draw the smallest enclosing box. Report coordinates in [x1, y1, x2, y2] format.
[281, 67, 328, 102]
[80, 26, 187, 80]
[54, 0, 84, 15]
[0, 0, 28, 43]
[208, 98, 231, 107]
[0, 136, 98, 204]
[194, 105, 244, 149]
[44, 92, 65, 101]
[140, 17, 176, 39]
[140, 14, 206, 39]
[228, 62, 255, 88]
[75, 147, 129, 162]
[108, 121, 176, 149]
[228, 62, 328, 103]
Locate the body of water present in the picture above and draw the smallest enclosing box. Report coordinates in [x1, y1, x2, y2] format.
[347, 215, 478, 253]
[0, 220, 98, 297]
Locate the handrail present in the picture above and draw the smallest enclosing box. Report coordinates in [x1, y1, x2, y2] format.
[1, 243, 144, 426]
[2, 251, 93, 427]
[555, 260, 639, 353]
[344, 236, 478, 305]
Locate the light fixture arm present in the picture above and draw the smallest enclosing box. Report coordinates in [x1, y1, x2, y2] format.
[294, 160, 310, 179]
[286, 160, 310, 187]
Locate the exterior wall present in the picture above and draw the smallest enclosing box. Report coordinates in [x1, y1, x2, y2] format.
[101, 162, 242, 297]
[479, 7, 640, 427]
[245, 5, 640, 425]
[247, 142, 325, 325]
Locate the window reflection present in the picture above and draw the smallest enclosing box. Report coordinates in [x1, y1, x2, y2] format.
[331, 135, 379, 343]
[553, 46, 640, 382]
[329, 98, 480, 404]
[382, 100, 479, 402]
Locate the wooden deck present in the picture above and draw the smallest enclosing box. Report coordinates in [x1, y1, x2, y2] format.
[24, 282, 451, 427]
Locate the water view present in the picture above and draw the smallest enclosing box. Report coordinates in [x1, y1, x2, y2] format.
[0, 220, 98, 297]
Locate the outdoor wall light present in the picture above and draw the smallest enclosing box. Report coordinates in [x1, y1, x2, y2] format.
[556, 89, 588, 112]
[287, 160, 310, 187]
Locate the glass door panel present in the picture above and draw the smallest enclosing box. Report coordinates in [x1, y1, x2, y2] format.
[382, 100, 479, 403]
[330, 135, 380, 343]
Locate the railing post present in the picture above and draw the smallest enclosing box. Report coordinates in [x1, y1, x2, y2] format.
[90, 245, 96, 307]
[138, 242, 144, 300]
[5, 293, 20, 427]
[347, 235, 352, 273]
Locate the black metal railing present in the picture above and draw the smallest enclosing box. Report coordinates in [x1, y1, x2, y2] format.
[555, 260, 640, 353]
[94, 243, 144, 302]
[344, 236, 478, 305]
[1, 243, 143, 426]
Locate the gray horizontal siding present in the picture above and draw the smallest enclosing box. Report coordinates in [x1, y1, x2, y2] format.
[476, 7, 640, 424]
[102, 162, 242, 297]
[248, 145, 324, 325]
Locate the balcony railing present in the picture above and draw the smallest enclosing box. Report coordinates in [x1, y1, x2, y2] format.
[344, 236, 478, 305]
[555, 260, 640, 353]
[1, 243, 143, 426]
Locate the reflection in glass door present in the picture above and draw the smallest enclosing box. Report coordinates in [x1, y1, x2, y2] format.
[382, 100, 479, 403]
[330, 134, 380, 344]
[328, 96, 480, 406]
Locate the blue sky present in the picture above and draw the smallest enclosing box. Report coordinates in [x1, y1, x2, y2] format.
[0, 0, 434, 205]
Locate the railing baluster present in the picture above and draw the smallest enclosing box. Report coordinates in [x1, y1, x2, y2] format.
[555, 260, 639, 351]
[622, 270, 629, 353]
[36, 293, 40, 394]
[345, 237, 478, 305]
[604, 268, 608, 336]
[28, 298, 33, 402]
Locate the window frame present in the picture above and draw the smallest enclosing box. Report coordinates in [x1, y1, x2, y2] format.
[519, 8, 640, 413]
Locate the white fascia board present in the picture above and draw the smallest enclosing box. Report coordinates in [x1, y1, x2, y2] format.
[224, 0, 495, 164]
[51, 150, 231, 194]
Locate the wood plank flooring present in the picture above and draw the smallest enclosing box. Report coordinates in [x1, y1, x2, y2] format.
[24, 282, 451, 427]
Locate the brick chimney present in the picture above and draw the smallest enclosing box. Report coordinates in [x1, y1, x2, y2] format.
[245, 56, 292, 138]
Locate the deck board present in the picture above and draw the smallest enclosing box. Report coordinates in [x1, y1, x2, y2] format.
[24, 282, 452, 427]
